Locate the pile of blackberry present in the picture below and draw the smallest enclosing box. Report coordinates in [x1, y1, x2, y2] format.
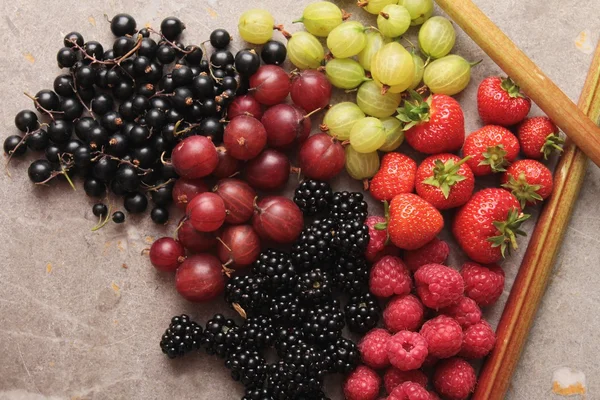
[3, 13, 257, 226]
[158, 181, 379, 398]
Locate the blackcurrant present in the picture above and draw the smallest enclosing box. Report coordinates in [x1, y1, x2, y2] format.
[159, 74, 176, 92]
[124, 192, 148, 213]
[64, 31, 84, 48]
[47, 120, 72, 144]
[93, 156, 118, 181]
[138, 28, 150, 38]
[131, 146, 156, 168]
[35, 90, 60, 111]
[145, 108, 166, 130]
[131, 95, 151, 115]
[200, 98, 218, 116]
[28, 159, 53, 183]
[210, 50, 234, 69]
[3, 135, 25, 156]
[60, 97, 83, 120]
[84, 41, 104, 60]
[116, 164, 141, 192]
[138, 38, 158, 59]
[112, 81, 134, 100]
[26, 129, 49, 151]
[112, 211, 126, 223]
[74, 117, 95, 141]
[107, 133, 128, 157]
[212, 68, 226, 79]
[95, 68, 109, 88]
[87, 125, 109, 148]
[101, 111, 124, 132]
[192, 75, 215, 99]
[57, 47, 77, 68]
[221, 75, 239, 91]
[84, 177, 106, 197]
[103, 49, 115, 60]
[133, 56, 152, 76]
[73, 145, 92, 167]
[150, 184, 173, 206]
[92, 203, 108, 217]
[150, 97, 171, 111]
[261, 41, 287, 65]
[113, 36, 136, 58]
[45, 144, 61, 163]
[185, 103, 203, 122]
[14, 110, 38, 132]
[184, 45, 203, 65]
[210, 29, 231, 49]
[156, 45, 176, 65]
[172, 65, 194, 87]
[53, 74, 75, 97]
[77, 86, 96, 102]
[160, 17, 185, 41]
[151, 207, 169, 224]
[234, 49, 260, 77]
[110, 13, 136, 37]
[129, 124, 151, 147]
[199, 118, 224, 143]
[111, 180, 127, 196]
[172, 87, 195, 111]
[75, 65, 96, 88]
[63, 139, 82, 155]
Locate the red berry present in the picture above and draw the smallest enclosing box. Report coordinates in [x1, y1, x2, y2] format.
[343, 365, 381, 400]
[227, 94, 263, 120]
[149, 237, 185, 272]
[217, 225, 261, 269]
[463, 125, 520, 176]
[461, 262, 505, 307]
[460, 320, 496, 359]
[433, 358, 477, 400]
[213, 178, 256, 225]
[365, 216, 387, 261]
[369, 153, 417, 202]
[358, 328, 391, 369]
[290, 69, 332, 113]
[249, 65, 291, 105]
[384, 294, 424, 333]
[517, 116, 564, 159]
[501, 159, 553, 207]
[244, 149, 291, 191]
[388, 381, 431, 400]
[414, 264, 464, 309]
[177, 218, 219, 254]
[440, 297, 482, 329]
[213, 146, 240, 179]
[186, 192, 226, 232]
[404, 237, 450, 272]
[386, 330, 429, 371]
[223, 115, 267, 161]
[419, 315, 463, 359]
[477, 76, 531, 126]
[252, 196, 304, 244]
[298, 133, 345, 181]
[370, 256, 412, 298]
[172, 178, 209, 210]
[384, 368, 428, 394]
[261, 104, 310, 149]
[171, 136, 218, 179]
[175, 254, 226, 302]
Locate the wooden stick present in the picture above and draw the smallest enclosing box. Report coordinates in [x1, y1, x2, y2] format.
[434, 0, 600, 168]
[473, 42, 600, 400]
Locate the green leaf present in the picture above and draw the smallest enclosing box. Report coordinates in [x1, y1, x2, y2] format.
[374, 222, 387, 230]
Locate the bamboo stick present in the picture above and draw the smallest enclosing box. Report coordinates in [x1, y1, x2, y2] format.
[473, 42, 600, 400]
[434, 0, 600, 168]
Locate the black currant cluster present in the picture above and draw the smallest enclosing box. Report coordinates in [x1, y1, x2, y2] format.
[159, 182, 383, 399]
[3, 13, 284, 228]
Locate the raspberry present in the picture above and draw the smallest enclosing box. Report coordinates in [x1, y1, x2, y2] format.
[440, 297, 482, 328]
[414, 264, 464, 309]
[388, 381, 431, 400]
[386, 331, 429, 371]
[459, 320, 496, 359]
[370, 256, 412, 298]
[384, 295, 424, 333]
[428, 391, 441, 400]
[419, 315, 463, 359]
[358, 328, 391, 369]
[461, 262, 505, 307]
[433, 358, 476, 400]
[404, 238, 450, 272]
[343, 365, 381, 400]
[365, 216, 388, 261]
[384, 368, 428, 393]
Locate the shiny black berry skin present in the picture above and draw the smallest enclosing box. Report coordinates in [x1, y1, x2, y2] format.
[26, 129, 49, 151]
[210, 49, 234, 69]
[325, 337, 360, 373]
[83, 41, 104, 60]
[295, 268, 332, 305]
[225, 275, 267, 317]
[115, 164, 140, 192]
[198, 118, 223, 143]
[87, 125, 109, 149]
[74, 117, 95, 141]
[151, 207, 169, 224]
[334, 220, 370, 257]
[345, 292, 381, 334]
[302, 300, 345, 345]
[15, 110, 39, 132]
[210, 28, 231, 49]
[28, 159, 53, 183]
[160, 17, 185, 41]
[92, 203, 108, 217]
[123, 192, 148, 213]
[47, 120, 72, 144]
[112, 211, 125, 223]
[269, 293, 307, 329]
[54, 74, 75, 97]
[93, 157, 118, 181]
[183, 45, 203, 65]
[159, 314, 203, 359]
[90, 93, 114, 115]
[294, 180, 333, 216]
[60, 97, 84, 120]
[202, 314, 239, 358]
[101, 111, 124, 133]
[172, 65, 194, 87]
[330, 191, 369, 223]
[113, 36, 136, 58]
[64, 31, 84, 48]
[237, 315, 275, 350]
[156, 45, 176, 64]
[243, 388, 274, 400]
[138, 38, 158, 59]
[274, 326, 305, 357]
[44, 144, 61, 163]
[75, 65, 96, 88]
[252, 249, 296, 292]
[110, 13, 137, 37]
[57, 47, 77, 68]
[84, 177, 106, 197]
[35, 90, 60, 111]
[333, 255, 369, 295]
[235, 49, 260, 77]
[4, 135, 25, 156]
[225, 346, 267, 389]
[291, 218, 338, 270]
[261, 41, 287, 65]
[192, 75, 215, 99]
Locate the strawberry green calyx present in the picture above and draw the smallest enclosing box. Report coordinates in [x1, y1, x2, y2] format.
[396, 90, 432, 131]
[488, 208, 530, 257]
[374, 201, 390, 230]
[501, 173, 543, 208]
[479, 144, 508, 172]
[541, 133, 565, 159]
[423, 156, 472, 199]
[500, 77, 525, 99]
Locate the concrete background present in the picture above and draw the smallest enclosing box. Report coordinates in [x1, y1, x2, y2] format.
[0, 0, 599, 399]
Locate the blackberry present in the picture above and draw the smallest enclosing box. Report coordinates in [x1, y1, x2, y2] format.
[295, 268, 333, 305]
[243, 388, 274, 400]
[225, 346, 267, 389]
[325, 337, 360, 374]
[237, 315, 275, 350]
[345, 292, 381, 334]
[293, 180, 333, 216]
[267, 361, 323, 400]
[291, 218, 338, 270]
[333, 255, 370, 295]
[268, 292, 307, 327]
[302, 300, 345, 345]
[274, 326, 306, 357]
[334, 220, 370, 257]
[224, 275, 267, 317]
[202, 314, 238, 358]
[283, 342, 330, 381]
[330, 191, 368, 223]
[159, 314, 203, 359]
[252, 249, 296, 293]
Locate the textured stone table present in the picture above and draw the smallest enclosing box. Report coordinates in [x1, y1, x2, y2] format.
[0, 1, 599, 399]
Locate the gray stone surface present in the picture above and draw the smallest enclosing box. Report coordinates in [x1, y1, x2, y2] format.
[0, 0, 598, 399]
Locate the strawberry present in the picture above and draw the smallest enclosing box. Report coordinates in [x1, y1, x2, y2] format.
[477, 76, 531, 126]
[415, 154, 475, 210]
[462, 125, 520, 176]
[370, 152, 417, 202]
[386, 193, 444, 250]
[397, 91, 465, 154]
[501, 159, 553, 207]
[453, 188, 529, 264]
[517, 116, 564, 159]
